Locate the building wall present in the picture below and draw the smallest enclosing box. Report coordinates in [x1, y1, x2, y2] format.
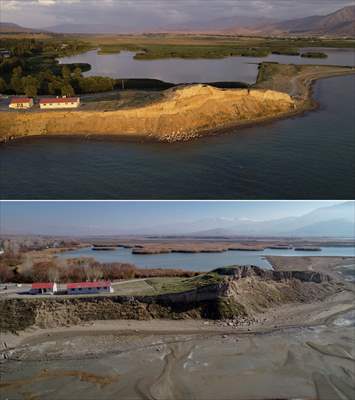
[29, 288, 54, 295]
[67, 286, 112, 295]
[39, 101, 79, 109]
[9, 101, 33, 109]
[29, 283, 57, 295]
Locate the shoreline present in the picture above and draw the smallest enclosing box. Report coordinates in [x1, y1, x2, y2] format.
[2, 300, 354, 400]
[1, 66, 354, 144]
[2, 289, 353, 351]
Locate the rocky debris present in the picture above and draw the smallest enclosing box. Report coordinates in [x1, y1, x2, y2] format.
[215, 316, 258, 329]
[213, 265, 332, 284]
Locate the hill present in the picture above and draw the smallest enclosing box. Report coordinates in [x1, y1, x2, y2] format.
[225, 5, 355, 36]
[144, 201, 355, 237]
[0, 22, 40, 33]
[5, 6, 355, 36]
[42, 23, 136, 34]
[265, 5, 355, 36]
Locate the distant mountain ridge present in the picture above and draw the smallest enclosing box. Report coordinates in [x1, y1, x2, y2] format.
[138, 202, 355, 238]
[1, 5, 354, 36]
[41, 23, 137, 34]
[43, 5, 355, 36]
[243, 5, 355, 36]
[0, 22, 40, 33]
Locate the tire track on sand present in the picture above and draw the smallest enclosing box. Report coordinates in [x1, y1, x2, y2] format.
[136, 342, 196, 400]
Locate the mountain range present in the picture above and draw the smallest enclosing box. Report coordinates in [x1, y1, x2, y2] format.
[1, 6, 354, 36]
[0, 22, 40, 33]
[235, 5, 355, 36]
[137, 202, 355, 238]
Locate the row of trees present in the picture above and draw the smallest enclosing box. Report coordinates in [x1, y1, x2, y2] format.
[0, 256, 197, 284]
[0, 37, 117, 96]
[0, 64, 116, 97]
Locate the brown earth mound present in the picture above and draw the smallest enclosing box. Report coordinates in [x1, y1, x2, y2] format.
[0, 266, 340, 332]
[0, 85, 295, 142]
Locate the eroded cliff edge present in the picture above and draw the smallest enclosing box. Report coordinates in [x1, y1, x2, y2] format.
[0, 85, 295, 142]
[0, 266, 340, 332]
[1, 64, 354, 143]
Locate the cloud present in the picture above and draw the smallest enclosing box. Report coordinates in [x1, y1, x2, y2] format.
[38, 0, 56, 5]
[1, 0, 353, 29]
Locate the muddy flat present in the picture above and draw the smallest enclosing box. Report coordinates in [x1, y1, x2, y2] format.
[1, 288, 354, 400]
[1, 314, 354, 400]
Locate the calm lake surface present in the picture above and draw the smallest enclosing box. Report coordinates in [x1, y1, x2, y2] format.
[59, 246, 355, 271]
[1, 74, 354, 199]
[59, 48, 355, 84]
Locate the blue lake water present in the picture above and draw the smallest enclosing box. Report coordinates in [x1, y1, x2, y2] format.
[58, 246, 355, 272]
[59, 48, 355, 84]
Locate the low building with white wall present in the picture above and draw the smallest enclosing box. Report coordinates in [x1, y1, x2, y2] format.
[30, 282, 57, 295]
[39, 97, 80, 109]
[9, 97, 34, 109]
[67, 281, 113, 295]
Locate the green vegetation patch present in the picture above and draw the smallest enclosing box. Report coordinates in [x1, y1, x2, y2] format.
[145, 272, 224, 295]
[213, 298, 247, 319]
[271, 48, 300, 56]
[301, 51, 328, 59]
[88, 35, 355, 61]
[99, 43, 271, 59]
[0, 37, 97, 96]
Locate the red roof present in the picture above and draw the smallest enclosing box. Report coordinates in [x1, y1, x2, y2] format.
[67, 281, 111, 289]
[40, 97, 79, 104]
[11, 97, 32, 104]
[31, 282, 55, 289]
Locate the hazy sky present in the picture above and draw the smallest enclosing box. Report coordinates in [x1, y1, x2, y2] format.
[1, 0, 353, 29]
[0, 200, 349, 235]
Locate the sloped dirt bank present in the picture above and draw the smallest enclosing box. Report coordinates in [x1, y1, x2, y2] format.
[0, 266, 341, 332]
[0, 85, 295, 143]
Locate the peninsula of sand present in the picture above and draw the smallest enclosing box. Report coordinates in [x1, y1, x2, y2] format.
[1, 64, 354, 142]
[1, 86, 295, 142]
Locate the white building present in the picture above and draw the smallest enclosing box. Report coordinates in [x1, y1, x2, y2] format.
[30, 282, 58, 295]
[9, 97, 34, 109]
[39, 97, 80, 109]
[0, 49, 11, 58]
[67, 281, 113, 295]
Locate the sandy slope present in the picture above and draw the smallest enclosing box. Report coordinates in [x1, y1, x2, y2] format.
[0, 85, 294, 142]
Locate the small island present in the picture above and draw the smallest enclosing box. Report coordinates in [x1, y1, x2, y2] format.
[301, 51, 328, 58]
[294, 247, 322, 251]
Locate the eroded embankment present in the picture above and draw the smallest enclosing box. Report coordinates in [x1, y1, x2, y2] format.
[0, 85, 295, 142]
[0, 266, 339, 332]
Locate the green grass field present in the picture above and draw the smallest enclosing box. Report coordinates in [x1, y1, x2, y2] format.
[84, 34, 355, 60]
[112, 272, 224, 296]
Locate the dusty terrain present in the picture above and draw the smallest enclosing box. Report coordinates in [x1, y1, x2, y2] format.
[1, 250, 354, 399]
[255, 63, 355, 100]
[0, 266, 344, 331]
[267, 255, 355, 281]
[0, 85, 295, 142]
[1, 258, 354, 400]
[1, 290, 354, 400]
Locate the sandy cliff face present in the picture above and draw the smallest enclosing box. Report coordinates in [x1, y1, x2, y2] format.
[0, 267, 338, 332]
[0, 85, 295, 142]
